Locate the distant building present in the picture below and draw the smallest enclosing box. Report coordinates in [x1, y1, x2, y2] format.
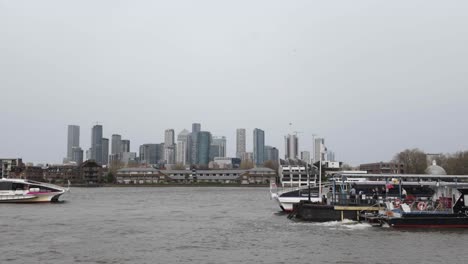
[176, 129, 191, 165]
[264, 146, 279, 162]
[121, 140, 130, 153]
[253, 129, 265, 165]
[190, 123, 201, 165]
[279, 164, 310, 187]
[139, 144, 161, 165]
[1, 158, 24, 178]
[44, 164, 81, 184]
[81, 160, 103, 184]
[314, 138, 326, 163]
[111, 134, 122, 155]
[90, 125, 103, 164]
[284, 134, 299, 160]
[211, 136, 227, 160]
[197, 131, 212, 166]
[241, 152, 254, 162]
[66, 125, 80, 162]
[102, 138, 109, 165]
[327, 150, 336, 162]
[236, 128, 246, 159]
[72, 147, 84, 165]
[116, 168, 170, 184]
[209, 145, 220, 162]
[211, 157, 242, 169]
[359, 162, 405, 174]
[301, 151, 311, 164]
[121, 152, 137, 165]
[21, 165, 44, 182]
[164, 129, 176, 164]
[164, 147, 176, 165]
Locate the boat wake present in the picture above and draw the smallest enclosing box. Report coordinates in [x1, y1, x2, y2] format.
[291, 219, 373, 230]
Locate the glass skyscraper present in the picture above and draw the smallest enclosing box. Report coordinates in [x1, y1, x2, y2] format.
[253, 128, 265, 165]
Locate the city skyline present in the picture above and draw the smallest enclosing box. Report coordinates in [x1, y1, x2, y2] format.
[2, 1, 468, 165]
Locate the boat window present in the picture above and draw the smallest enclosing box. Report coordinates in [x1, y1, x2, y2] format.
[0, 182, 13, 190]
[29, 185, 58, 192]
[12, 183, 25, 190]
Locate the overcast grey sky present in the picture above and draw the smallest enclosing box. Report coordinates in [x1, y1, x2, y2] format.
[1, 0, 467, 165]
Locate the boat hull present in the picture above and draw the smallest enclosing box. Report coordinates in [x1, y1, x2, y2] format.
[0, 192, 65, 203]
[385, 215, 468, 228]
[294, 203, 360, 222]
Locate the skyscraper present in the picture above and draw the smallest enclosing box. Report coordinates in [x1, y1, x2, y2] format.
[190, 123, 201, 164]
[211, 136, 227, 159]
[253, 129, 265, 165]
[91, 124, 103, 164]
[121, 140, 130, 153]
[264, 146, 279, 162]
[139, 144, 161, 165]
[314, 138, 326, 163]
[111, 134, 122, 155]
[176, 129, 190, 165]
[236, 128, 246, 159]
[192, 123, 201, 134]
[66, 125, 80, 162]
[71, 147, 84, 165]
[164, 129, 176, 164]
[102, 138, 109, 165]
[197, 131, 212, 166]
[284, 134, 299, 160]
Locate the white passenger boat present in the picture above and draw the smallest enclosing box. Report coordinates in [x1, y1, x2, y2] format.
[0, 178, 69, 203]
[270, 183, 322, 212]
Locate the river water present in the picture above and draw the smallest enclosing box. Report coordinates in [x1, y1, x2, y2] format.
[0, 187, 467, 264]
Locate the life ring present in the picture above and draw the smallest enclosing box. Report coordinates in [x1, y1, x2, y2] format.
[417, 201, 427, 211]
[394, 199, 401, 208]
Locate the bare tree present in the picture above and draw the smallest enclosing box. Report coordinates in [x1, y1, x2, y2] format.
[394, 149, 427, 174]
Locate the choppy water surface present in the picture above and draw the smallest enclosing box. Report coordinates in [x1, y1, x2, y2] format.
[1, 187, 467, 264]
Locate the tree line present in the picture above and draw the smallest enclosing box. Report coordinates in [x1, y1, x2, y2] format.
[394, 148, 468, 175]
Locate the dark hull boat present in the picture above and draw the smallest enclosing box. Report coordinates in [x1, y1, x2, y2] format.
[291, 202, 380, 222]
[377, 189, 468, 228]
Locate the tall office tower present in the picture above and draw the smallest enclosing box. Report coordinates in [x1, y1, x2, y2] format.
[211, 136, 227, 158]
[164, 129, 176, 164]
[192, 123, 201, 134]
[102, 138, 109, 165]
[71, 147, 84, 165]
[190, 123, 201, 164]
[253, 129, 265, 165]
[176, 129, 190, 165]
[301, 151, 311, 164]
[121, 140, 130, 153]
[264, 146, 279, 162]
[66, 125, 80, 162]
[284, 134, 299, 160]
[157, 143, 165, 164]
[111, 134, 122, 155]
[314, 138, 326, 163]
[197, 131, 212, 166]
[236, 128, 246, 159]
[164, 129, 175, 146]
[91, 124, 103, 164]
[139, 144, 160, 165]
